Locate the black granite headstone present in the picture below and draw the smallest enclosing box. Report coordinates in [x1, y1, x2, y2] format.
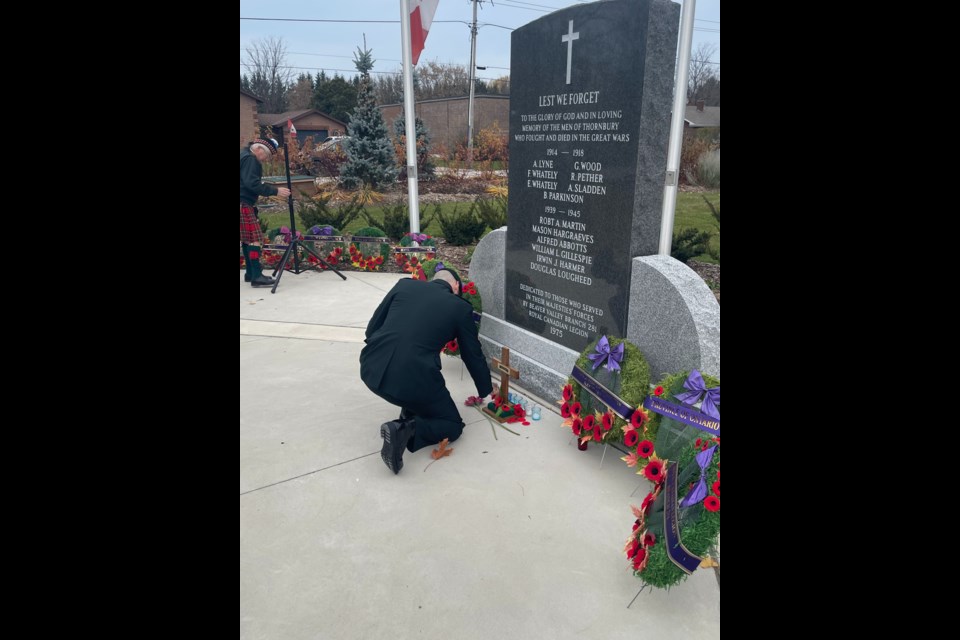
[505, 0, 680, 352]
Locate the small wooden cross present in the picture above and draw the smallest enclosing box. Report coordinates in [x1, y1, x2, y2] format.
[482, 346, 520, 423]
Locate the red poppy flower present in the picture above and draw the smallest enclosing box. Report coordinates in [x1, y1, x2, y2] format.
[624, 430, 639, 448]
[632, 519, 641, 532]
[695, 438, 702, 447]
[592, 426, 602, 442]
[626, 541, 639, 559]
[641, 492, 656, 511]
[446, 340, 458, 352]
[654, 386, 664, 396]
[602, 412, 613, 431]
[582, 414, 595, 431]
[716, 470, 720, 480]
[571, 402, 582, 418]
[562, 385, 573, 401]
[560, 402, 571, 418]
[513, 404, 526, 419]
[637, 440, 655, 458]
[712, 480, 720, 496]
[571, 418, 583, 436]
[643, 459, 664, 482]
[704, 496, 720, 512]
[643, 532, 656, 547]
[632, 547, 647, 570]
[375, 256, 384, 264]
[630, 409, 647, 429]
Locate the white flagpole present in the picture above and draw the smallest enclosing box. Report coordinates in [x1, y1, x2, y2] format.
[400, 0, 421, 234]
[659, 0, 696, 256]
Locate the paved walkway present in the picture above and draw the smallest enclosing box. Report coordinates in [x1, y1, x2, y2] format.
[240, 269, 720, 640]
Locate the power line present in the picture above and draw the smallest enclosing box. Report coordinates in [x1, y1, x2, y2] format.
[241, 16, 469, 25]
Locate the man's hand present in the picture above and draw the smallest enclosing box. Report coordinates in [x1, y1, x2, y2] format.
[491, 384, 500, 399]
[277, 187, 292, 198]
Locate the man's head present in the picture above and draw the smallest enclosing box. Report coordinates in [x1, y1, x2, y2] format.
[434, 269, 461, 296]
[250, 138, 279, 163]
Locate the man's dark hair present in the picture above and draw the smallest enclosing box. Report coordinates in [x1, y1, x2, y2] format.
[436, 267, 463, 298]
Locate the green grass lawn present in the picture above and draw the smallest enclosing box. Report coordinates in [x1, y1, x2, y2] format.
[257, 190, 719, 262]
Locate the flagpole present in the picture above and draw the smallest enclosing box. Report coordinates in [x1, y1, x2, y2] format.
[399, 0, 421, 234]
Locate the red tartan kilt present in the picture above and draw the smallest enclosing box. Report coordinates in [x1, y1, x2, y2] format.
[239, 203, 264, 244]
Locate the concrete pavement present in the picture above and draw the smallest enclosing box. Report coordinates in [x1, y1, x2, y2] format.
[240, 269, 720, 639]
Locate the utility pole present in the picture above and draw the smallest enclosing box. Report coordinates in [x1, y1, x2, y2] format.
[467, 0, 479, 166]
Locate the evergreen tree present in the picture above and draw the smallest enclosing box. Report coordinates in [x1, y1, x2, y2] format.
[339, 47, 398, 189]
[393, 115, 434, 179]
[312, 73, 357, 124]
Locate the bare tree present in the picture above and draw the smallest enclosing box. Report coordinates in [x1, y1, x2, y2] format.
[288, 73, 314, 111]
[687, 43, 719, 105]
[244, 36, 292, 113]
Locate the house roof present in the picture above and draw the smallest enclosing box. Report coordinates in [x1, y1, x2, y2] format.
[684, 105, 720, 128]
[258, 109, 347, 128]
[240, 88, 263, 102]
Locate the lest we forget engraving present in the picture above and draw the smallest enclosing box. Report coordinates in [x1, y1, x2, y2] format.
[505, 0, 678, 352]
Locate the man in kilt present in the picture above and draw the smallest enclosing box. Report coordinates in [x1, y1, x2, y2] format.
[240, 138, 291, 287]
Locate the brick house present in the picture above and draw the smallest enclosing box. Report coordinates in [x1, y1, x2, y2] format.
[258, 110, 348, 147]
[240, 88, 263, 148]
[379, 95, 509, 152]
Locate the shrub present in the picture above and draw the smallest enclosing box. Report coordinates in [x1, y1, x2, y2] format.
[297, 193, 363, 230]
[473, 195, 508, 230]
[434, 202, 487, 246]
[680, 135, 713, 186]
[696, 149, 720, 189]
[363, 202, 434, 241]
[671, 228, 713, 264]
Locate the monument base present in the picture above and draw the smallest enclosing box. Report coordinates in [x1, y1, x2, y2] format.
[479, 315, 580, 409]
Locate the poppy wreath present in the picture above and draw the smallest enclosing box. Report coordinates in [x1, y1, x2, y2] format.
[421, 258, 482, 357]
[305, 225, 345, 269]
[624, 368, 720, 589]
[625, 434, 720, 590]
[559, 335, 650, 451]
[348, 226, 390, 271]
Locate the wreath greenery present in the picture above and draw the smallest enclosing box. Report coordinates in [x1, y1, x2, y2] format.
[559, 336, 650, 450]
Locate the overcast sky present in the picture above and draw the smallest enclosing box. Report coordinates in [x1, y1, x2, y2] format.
[240, 0, 719, 84]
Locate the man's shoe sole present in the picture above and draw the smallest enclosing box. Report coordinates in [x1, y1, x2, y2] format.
[380, 422, 403, 474]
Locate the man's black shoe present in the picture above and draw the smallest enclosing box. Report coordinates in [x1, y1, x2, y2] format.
[380, 420, 415, 474]
[250, 275, 275, 287]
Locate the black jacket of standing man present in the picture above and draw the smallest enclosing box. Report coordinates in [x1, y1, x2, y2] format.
[361, 271, 493, 474]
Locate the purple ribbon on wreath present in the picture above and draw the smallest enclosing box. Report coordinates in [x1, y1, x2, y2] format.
[679, 445, 717, 508]
[434, 262, 446, 272]
[408, 232, 429, 243]
[309, 225, 334, 236]
[587, 335, 624, 372]
[674, 370, 720, 420]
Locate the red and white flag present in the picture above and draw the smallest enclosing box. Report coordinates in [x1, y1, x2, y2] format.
[287, 119, 297, 136]
[410, 0, 439, 66]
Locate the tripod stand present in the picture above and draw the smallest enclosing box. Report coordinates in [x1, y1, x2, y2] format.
[268, 124, 347, 294]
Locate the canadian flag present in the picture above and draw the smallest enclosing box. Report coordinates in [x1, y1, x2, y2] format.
[288, 119, 297, 136]
[410, 0, 439, 66]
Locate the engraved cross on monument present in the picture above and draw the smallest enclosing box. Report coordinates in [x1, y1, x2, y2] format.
[483, 346, 520, 423]
[561, 19, 579, 85]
